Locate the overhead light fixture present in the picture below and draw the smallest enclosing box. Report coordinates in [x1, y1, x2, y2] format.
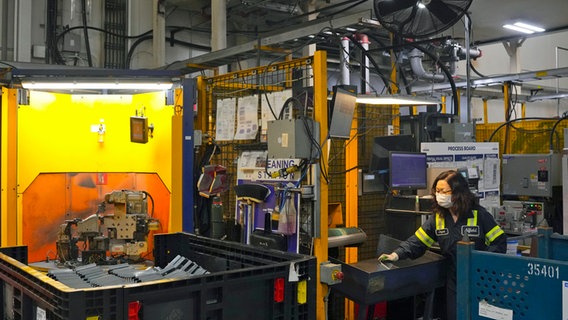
[503, 22, 545, 35]
[20, 80, 173, 91]
[356, 94, 439, 105]
[514, 22, 545, 33]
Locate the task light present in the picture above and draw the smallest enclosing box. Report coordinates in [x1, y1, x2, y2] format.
[356, 94, 439, 105]
[20, 80, 173, 90]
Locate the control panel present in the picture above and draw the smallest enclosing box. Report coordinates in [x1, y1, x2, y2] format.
[501, 153, 561, 197]
[497, 200, 545, 234]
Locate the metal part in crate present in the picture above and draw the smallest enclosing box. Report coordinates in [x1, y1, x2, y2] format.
[46, 255, 209, 289]
[457, 227, 568, 320]
[0, 232, 316, 320]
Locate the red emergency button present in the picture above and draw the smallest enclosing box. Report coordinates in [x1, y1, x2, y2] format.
[332, 270, 344, 281]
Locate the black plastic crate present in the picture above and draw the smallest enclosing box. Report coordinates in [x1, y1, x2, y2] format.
[150, 232, 317, 320]
[0, 252, 122, 320]
[0, 233, 316, 320]
[0, 246, 27, 264]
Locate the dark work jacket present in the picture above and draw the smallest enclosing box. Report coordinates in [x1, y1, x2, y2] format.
[394, 204, 507, 276]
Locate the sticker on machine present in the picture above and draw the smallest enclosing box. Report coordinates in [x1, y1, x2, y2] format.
[563, 281, 568, 320]
[478, 300, 512, 320]
[36, 307, 46, 320]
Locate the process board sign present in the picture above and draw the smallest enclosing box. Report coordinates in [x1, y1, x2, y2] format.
[421, 142, 500, 209]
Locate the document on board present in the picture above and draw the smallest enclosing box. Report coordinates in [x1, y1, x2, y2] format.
[478, 300, 513, 320]
[483, 157, 500, 189]
[234, 95, 259, 140]
[215, 98, 236, 141]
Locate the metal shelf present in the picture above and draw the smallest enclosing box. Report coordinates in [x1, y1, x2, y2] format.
[411, 67, 568, 93]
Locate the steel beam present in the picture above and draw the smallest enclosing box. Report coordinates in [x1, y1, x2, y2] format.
[411, 67, 568, 93]
[167, 10, 374, 73]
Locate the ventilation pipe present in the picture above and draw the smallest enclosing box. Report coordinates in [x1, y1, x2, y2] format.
[340, 37, 350, 85]
[409, 48, 448, 82]
[357, 34, 370, 93]
[409, 45, 482, 83]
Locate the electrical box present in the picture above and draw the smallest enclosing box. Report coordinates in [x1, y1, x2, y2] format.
[502, 153, 561, 197]
[441, 123, 475, 142]
[400, 112, 454, 151]
[267, 119, 319, 159]
[63, 33, 82, 52]
[320, 262, 343, 285]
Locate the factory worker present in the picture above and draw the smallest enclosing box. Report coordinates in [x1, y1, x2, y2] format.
[378, 169, 507, 320]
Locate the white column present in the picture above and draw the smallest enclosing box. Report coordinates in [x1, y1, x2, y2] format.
[211, 0, 227, 74]
[153, 0, 166, 67]
[503, 39, 525, 74]
[14, 0, 32, 62]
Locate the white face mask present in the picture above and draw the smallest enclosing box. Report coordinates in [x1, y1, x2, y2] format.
[436, 193, 453, 208]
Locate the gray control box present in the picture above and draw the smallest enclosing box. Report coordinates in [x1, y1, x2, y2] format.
[267, 119, 319, 159]
[501, 153, 561, 197]
[441, 123, 475, 142]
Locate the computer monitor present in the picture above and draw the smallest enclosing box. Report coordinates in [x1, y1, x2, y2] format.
[388, 151, 428, 190]
[369, 135, 416, 174]
[328, 86, 357, 139]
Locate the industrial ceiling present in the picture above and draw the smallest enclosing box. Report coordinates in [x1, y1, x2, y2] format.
[166, 0, 568, 45]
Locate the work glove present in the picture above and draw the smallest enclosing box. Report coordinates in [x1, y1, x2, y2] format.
[378, 252, 399, 262]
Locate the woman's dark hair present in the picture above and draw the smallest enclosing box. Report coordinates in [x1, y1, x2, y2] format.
[431, 170, 477, 216]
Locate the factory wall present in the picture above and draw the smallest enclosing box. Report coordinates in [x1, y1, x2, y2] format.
[128, 0, 212, 69]
[16, 90, 174, 262]
[459, 31, 568, 122]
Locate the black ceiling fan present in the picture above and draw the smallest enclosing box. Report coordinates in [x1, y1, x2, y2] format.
[374, 0, 473, 39]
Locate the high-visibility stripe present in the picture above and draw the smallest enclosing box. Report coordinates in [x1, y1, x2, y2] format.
[415, 227, 435, 247]
[436, 213, 445, 230]
[486, 225, 505, 243]
[467, 210, 478, 226]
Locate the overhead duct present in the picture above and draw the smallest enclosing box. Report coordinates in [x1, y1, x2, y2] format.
[408, 48, 449, 82]
[340, 37, 350, 85]
[408, 44, 482, 83]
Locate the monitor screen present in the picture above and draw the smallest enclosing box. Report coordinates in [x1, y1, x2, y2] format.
[328, 86, 357, 139]
[389, 152, 427, 190]
[369, 135, 416, 173]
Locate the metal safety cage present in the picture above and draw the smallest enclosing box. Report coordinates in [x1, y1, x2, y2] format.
[196, 56, 319, 226]
[476, 120, 568, 154]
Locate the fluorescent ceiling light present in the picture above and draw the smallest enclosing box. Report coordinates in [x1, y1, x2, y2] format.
[514, 22, 545, 33]
[356, 95, 438, 105]
[503, 24, 534, 34]
[20, 81, 173, 90]
[503, 22, 545, 35]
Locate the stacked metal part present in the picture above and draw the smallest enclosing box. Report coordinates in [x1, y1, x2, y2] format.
[47, 255, 209, 289]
